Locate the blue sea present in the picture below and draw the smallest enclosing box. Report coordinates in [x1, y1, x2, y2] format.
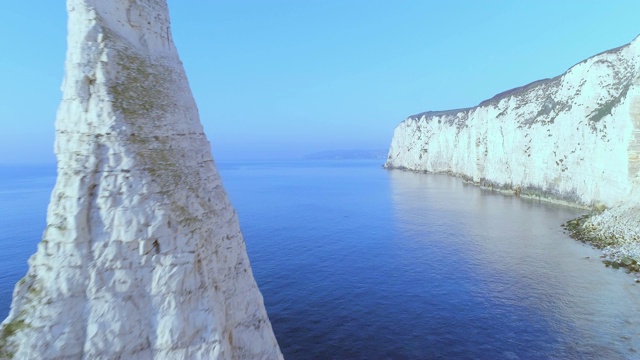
[2, 160, 640, 359]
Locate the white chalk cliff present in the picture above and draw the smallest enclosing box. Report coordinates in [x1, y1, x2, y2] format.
[385, 35, 640, 259]
[386, 36, 640, 208]
[0, 1, 282, 359]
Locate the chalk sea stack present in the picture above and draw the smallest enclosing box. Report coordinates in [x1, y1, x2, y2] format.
[0, 1, 282, 359]
[386, 35, 640, 261]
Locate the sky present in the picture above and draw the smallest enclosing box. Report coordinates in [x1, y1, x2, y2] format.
[1, 1, 639, 164]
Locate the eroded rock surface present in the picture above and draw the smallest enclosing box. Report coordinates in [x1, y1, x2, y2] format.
[0, 1, 282, 359]
[386, 36, 640, 208]
[385, 36, 640, 263]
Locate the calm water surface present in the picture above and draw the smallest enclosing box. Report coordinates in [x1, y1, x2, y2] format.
[1, 160, 640, 359]
[0, 165, 56, 318]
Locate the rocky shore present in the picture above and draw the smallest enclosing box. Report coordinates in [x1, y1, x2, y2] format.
[385, 34, 640, 278]
[563, 207, 640, 276]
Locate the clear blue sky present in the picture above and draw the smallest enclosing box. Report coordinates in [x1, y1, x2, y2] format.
[1, 1, 639, 163]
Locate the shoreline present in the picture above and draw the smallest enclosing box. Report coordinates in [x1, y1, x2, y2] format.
[385, 165, 640, 277]
[383, 165, 593, 209]
[563, 211, 640, 277]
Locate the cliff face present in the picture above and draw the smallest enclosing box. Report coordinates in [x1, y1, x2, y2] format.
[386, 36, 640, 208]
[0, 1, 282, 359]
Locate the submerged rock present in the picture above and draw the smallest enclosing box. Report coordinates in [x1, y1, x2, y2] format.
[621, 256, 636, 266]
[0, 1, 282, 359]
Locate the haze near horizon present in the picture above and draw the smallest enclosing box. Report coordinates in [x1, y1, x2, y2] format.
[1, 1, 639, 164]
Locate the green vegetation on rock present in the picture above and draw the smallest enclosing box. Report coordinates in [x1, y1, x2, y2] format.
[108, 50, 173, 120]
[0, 317, 29, 358]
[0, 308, 39, 358]
[588, 81, 632, 124]
[106, 44, 203, 240]
[562, 213, 640, 273]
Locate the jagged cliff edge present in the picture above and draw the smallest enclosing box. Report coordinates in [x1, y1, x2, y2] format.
[0, 1, 283, 359]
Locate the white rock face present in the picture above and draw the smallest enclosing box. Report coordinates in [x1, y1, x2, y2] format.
[0, 1, 282, 359]
[386, 35, 640, 208]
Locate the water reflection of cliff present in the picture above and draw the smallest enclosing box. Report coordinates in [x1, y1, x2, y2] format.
[388, 169, 640, 357]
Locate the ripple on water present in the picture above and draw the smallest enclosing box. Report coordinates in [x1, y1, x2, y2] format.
[222, 161, 640, 359]
[1, 161, 640, 359]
